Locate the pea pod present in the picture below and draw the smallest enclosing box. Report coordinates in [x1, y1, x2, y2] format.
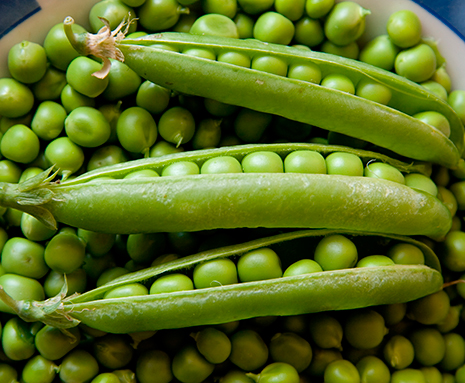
[0, 229, 443, 333]
[0, 144, 451, 238]
[63, 17, 464, 168]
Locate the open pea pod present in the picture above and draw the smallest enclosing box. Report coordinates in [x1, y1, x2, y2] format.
[0, 229, 443, 333]
[0, 144, 451, 238]
[64, 17, 464, 168]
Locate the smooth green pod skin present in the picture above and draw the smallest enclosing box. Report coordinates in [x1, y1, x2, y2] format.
[64, 23, 464, 168]
[0, 142, 449, 237]
[0, 229, 443, 333]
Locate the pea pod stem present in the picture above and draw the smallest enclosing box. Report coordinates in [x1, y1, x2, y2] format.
[63, 17, 464, 168]
[0, 229, 443, 333]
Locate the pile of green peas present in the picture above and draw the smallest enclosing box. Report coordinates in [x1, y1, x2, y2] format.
[1, 0, 465, 381]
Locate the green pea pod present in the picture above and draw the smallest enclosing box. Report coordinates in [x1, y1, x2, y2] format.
[63, 17, 464, 168]
[0, 229, 443, 333]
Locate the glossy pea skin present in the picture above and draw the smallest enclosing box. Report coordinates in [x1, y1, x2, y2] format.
[313, 234, 358, 271]
[413, 111, 451, 137]
[158, 106, 195, 147]
[383, 334, 414, 370]
[395, 43, 437, 83]
[356, 255, 395, 268]
[407, 290, 450, 325]
[250, 362, 300, 383]
[150, 273, 189, 293]
[65, 106, 111, 148]
[237, 0, 274, 14]
[325, 152, 364, 176]
[252, 55, 288, 76]
[193, 258, 238, 288]
[0, 363, 18, 383]
[321, 40, 360, 60]
[409, 328, 446, 366]
[31, 101, 67, 141]
[306, 0, 334, 18]
[32, 65, 67, 102]
[21, 355, 59, 383]
[294, 17, 324, 47]
[192, 118, 222, 150]
[324, 1, 370, 46]
[93, 334, 134, 369]
[116, 106, 158, 155]
[359, 35, 399, 71]
[237, 247, 283, 282]
[66, 56, 109, 98]
[253, 12, 295, 45]
[363, 162, 405, 184]
[283, 259, 323, 277]
[0, 124, 40, 164]
[324, 359, 361, 383]
[201, 0, 237, 18]
[404, 173, 438, 196]
[162, 161, 200, 176]
[308, 313, 343, 350]
[1, 237, 48, 279]
[391, 369, 426, 383]
[194, 326, 232, 364]
[150, 140, 184, 157]
[87, 144, 128, 171]
[78, 228, 116, 257]
[387, 243, 425, 265]
[269, 332, 313, 372]
[201, 156, 243, 174]
[44, 231, 86, 274]
[102, 59, 142, 101]
[89, 0, 137, 33]
[0, 78, 34, 118]
[139, 0, 185, 31]
[104, 283, 149, 298]
[190, 13, 239, 38]
[2, 317, 36, 361]
[284, 150, 326, 174]
[387, 10, 422, 48]
[8, 40, 47, 84]
[91, 373, 120, 383]
[0, 160, 22, 183]
[229, 329, 269, 371]
[136, 349, 173, 383]
[136, 81, 171, 114]
[59, 349, 99, 383]
[356, 356, 390, 383]
[44, 268, 87, 297]
[344, 309, 388, 349]
[440, 333, 465, 371]
[321, 74, 355, 94]
[355, 79, 392, 105]
[172, 344, 215, 383]
[448, 90, 465, 124]
[0, 273, 44, 314]
[275, 0, 305, 21]
[242, 151, 284, 173]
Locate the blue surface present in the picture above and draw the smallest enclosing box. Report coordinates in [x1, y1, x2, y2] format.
[413, 0, 465, 40]
[0, 0, 41, 38]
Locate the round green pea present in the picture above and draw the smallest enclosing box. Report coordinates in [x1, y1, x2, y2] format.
[283, 259, 323, 277]
[356, 79, 393, 105]
[194, 326, 232, 364]
[190, 13, 239, 38]
[344, 309, 388, 350]
[356, 255, 395, 268]
[356, 356, 390, 383]
[413, 111, 451, 137]
[229, 329, 269, 371]
[31, 101, 67, 141]
[101, 59, 142, 101]
[294, 16, 324, 47]
[321, 74, 355, 94]
[383, 334, 414, 369]
[136, 81, 171, 115]
[162, 161, 200, 176]
[364, 162, 405, 184]
[314, 234, 358, 270]
[1, 237, 48, 279]
[193, 258, 238, 288]
[66, 56, 109, 98]
[0, 273, 44, 314]
[136, 349, 173, 383]
[324, 359, 361, 383]
[387, 243, 425, 265]
[172, 344, 215, 383]
[251, 55, 288, 76]
[139, 0, 182, 31]
[0, 78, 34, 118]
[59, 349, 99, 383]
[158, 106, 196, 147]
[242, 151, 284, 173]
[305, 0, 334, 18]
[395, 43, 437, 83]
[325, 152, 364, 176]
[201, 156, 243, 174]
[387, 10, 422, 48]
[104, 283, 149, 298]
[150, 273, 193, 294]
[65, 106, 111, 148]
[237, 247, 283, 282]
[8, 40, 47, 84]
[288, 62, 322, 84]
[359, 35, 399, 71]
[253, 12, 295, 45]
[1, 124, 40, 164]
[404, 173, 438, 196]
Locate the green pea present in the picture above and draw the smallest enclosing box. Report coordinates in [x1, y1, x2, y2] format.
[314, 234, 358, 271]
[440, 333, 465, 371]
[359, 35, 400, 71]
[93, 334, 134, 369]
[234, 12, 255, 38]
[253, 12, 295, 45]
[356, 79, 393, 105]
[321, 74, 355, 94]
[218, 51, 251, 68]
[252, 55, 288, 76]
[432, 65, 452, 93]
[136, 349, 172, 383]
[387, 243, 425, 265]
[45, 137, 84, 178]
[0, 78, 34, 118]
[21, 355, 59, 383]
[383, 334, 414, 369]
[96, 267, 129, 287]
[242, 151, 284, 173]
[136, 81, 171, 115]
[284, 150, 326, 174]
[395, 44, 437, 83]
[91, 373, 120, 383]
[229, 329, 269, 371]
[222, 370, 255, 383]
[237, 0, 274, 15]
[162, 161, 200, 176]
[237, 247, 283, 282]
[65, 106, 111, 148]
[139, 0, 185, 31]
[158, 106, 196, 147]
[283, 259, 323, 277]
[309, 313, 343, 350]
[66, 56, 109, 98]
[87, 145, 128, 171]
[150, 273, 193, 294]
[117, 106, 158, 155]
[61, 83, 96, 113]
[1, 237, 48, 279]
[0, 124, 39, 164]
[364, 162, 405, 184]
[8, 40, 47, 84]
[102, 59, 142, 101]
[324, 1, 370, 46]
[31, 101, 67, 141]
[234, 109, 272, 143]
[193, 326, 232, 364]
[356, 255, 395, 268]
[201, 0, 237, 18]
[59, 349, 99, 383]
[201, 156, 243, 174]
[124, 169, 160, 179]
[193, 258, 238, 288]
[192, 119, 222, 150]
[288, 62, 322, 84]
[391, 369, 426, 383]
[387, 10, 422, 48]
[344, 309, 388, 349]
[172, 344, 215, 383]
[413, 111, 451, 137]
[78, 228, 116, 257]
[420, 367, 442, 383]
[324, 359, 361, 383]
[305, 0, 334, 18]
[183, 47, 216, 60]
[250, 362, 300, 383]
[32, 65, 67, 101]
[409, 328, 446, 366]
[321, 40, 360, 60]
[44, 231, 86, 274]
[104, 283, 149, 298]
[436, 305, 462, 333]
[2, 317, 35, 361]
[89, 0, 137, 33]
[0, 160, 22, 183]
[421, 80, 448, 101]
[407, 290, 450, 325]
[0, 273, 44, 314]
[0, 363, 18, 383]
[404, 173, 438, 196]
[44, 268, 87, 297]
[356, 356, 390, 383]
[190, 13, 239, 38]
[294, 16, 324, 47]
[269, 332, 312, 372]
